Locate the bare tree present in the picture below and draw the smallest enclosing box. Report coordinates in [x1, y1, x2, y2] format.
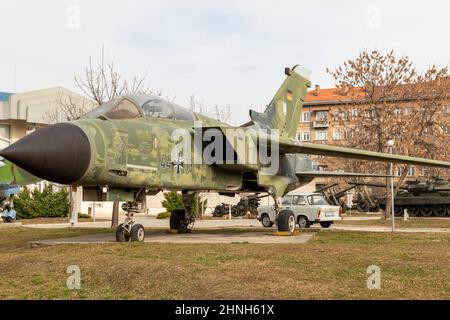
[75, 58, 152, 105]
[324, 50, 450, 217]
[73, 58, 158, 228]
[45, 90, 94, 123]
[189, 94, 232, 123]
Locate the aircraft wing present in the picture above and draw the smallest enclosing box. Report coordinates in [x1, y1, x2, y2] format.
[296, 171, 392, 178]
[0, 158, 40, 187]
[276, 140, 450, 169]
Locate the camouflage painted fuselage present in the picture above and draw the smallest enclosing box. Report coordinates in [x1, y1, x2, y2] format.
[74, 115, 248, 193]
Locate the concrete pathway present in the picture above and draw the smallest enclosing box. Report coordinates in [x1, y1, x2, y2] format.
[21, 216, 450, 234]
[0, 222, 22, 228]
[332, 224, 450, 233]
[28, 229, 315, 248]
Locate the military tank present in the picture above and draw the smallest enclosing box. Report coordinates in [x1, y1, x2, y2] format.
[374, 178, 450, 217]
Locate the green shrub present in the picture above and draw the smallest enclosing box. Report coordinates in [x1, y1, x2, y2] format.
[14, 185, 69, 219]
[156, 211, 170, 219]
[161, 191, 207, 216]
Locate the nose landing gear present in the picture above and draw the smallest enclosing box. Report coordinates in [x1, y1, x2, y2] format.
[115, 208, 146, 242]
[115, 190, 147, 242]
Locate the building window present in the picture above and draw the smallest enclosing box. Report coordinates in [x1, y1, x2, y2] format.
[302, 111, 310, 123]
[296, 132, 301, 141]
[351, 109, 358, 118]
[332, 130, 341, 140]
[316, 130, 327, 141]
[302, 131, 310, 141]
[396, 166, 416, 177]
[0, 124, 11, 150]
[316, 111, 327, 122]
[332, 110, 339, 121]
[340, 111, 348, 121]
[395, 109, 402, 117]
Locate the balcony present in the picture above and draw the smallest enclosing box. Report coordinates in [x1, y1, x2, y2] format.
[312, 120, 329, 128]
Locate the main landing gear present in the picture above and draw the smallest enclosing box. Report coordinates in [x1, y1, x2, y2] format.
[169, 191, 196, 233]
[271, 191, 296, 235]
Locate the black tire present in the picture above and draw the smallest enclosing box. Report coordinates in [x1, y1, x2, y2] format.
[408, 206, 420, 217]
[277, 210, 296, 234]
[420, 205, 433, 217]
[213, 206, 224, 217]
[170, 208, 185, 230]
[297, 215, 310, 229]
[231, 205, 241, 217]
[130, 223, 145, 242]
[394, 206, 404, 217]
[261, 214, 273, 228]
[369, 203, 381, 212]
[115, 223, 130, 242]
[357, 201, 370, 212]
[319, 221, 332, 228]
[433, 205, 447, 217]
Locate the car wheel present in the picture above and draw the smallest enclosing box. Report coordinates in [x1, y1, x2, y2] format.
[261, 214, 273, 228]
[297, 216, 310, 229]
[319, 221, 332, 228]
[277, 210, 296, 234]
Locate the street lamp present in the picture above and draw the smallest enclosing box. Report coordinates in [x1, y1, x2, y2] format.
[387, 140, 395, 232]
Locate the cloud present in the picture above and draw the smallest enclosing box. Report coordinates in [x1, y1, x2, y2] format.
[1, 0, 449, 124]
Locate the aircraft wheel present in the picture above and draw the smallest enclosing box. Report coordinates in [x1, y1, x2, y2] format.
[261, 214, 273, 228]
[130, 224, 145, 242]
[115, 223, 130, 242]
[277, 210, 296, 234]
[170, 208, 185, 230]
[297, 215, 310, 229]
[420, 205, 433, 217]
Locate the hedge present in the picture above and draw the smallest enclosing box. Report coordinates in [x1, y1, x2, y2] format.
[13, 185, 69, 219]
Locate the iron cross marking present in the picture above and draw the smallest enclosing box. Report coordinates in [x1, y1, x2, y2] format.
[171, 155, 184, 174]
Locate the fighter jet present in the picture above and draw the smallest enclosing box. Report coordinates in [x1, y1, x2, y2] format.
[1, 65, 449, 241]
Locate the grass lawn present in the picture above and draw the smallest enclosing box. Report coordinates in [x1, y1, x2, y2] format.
[337, 217, 450, 228]
[18, 217, 110, 225]
[0, 227, 449, 299]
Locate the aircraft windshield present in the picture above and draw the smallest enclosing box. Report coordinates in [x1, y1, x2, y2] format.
[82, 98, 142, 120]
[141, 97, 195, 120]
[142, 98, 175, 120]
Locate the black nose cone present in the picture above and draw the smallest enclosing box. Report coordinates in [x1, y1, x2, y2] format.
[0, 123, 91, 184]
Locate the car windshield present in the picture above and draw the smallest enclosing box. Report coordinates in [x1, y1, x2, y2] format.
[281, 196, 292, 205]
[82, 98, 142, 120]
[292, 195, 306, 205]
[307, 195, 329, 205]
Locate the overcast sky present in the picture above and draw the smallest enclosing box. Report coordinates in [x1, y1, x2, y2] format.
[1, 0, 449, 124]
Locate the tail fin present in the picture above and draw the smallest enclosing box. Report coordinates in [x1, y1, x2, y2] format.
[250, 65, 311, 139]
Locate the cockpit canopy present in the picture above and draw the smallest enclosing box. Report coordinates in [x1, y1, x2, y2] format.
[81, 95, 196, 121]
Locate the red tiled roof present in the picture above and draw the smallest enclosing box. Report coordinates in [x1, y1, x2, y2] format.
[305, 87, 365, 104]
